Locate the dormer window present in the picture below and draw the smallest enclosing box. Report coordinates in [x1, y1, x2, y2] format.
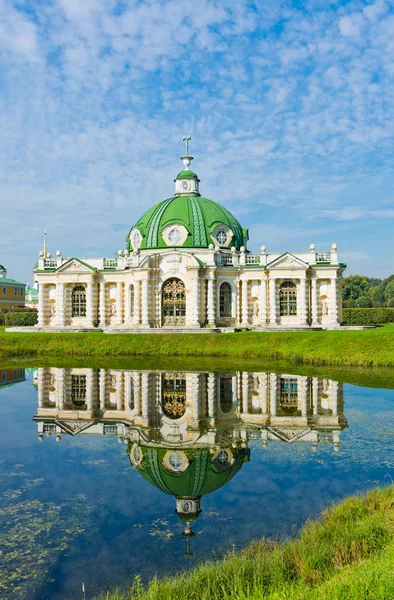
[168, 227, 182, 245]
[216, 230, 228, 245]
[129, 228, 142, 251]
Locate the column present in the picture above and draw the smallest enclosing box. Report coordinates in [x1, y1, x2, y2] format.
[207, 373, 216, 418]
[125, 373, 131, 412]
[134, 373, 141, 416]
[141, 373, 149, 418]
[207, 276, 216, 325]
[299, 376, 308, 417]
[99, 281, 106, 328]
[260, 373, 268, 415]
[56, 368, 65, 410]
[298, 277, 308, 326]
[38, 283, 45, 327]
[132, 281, 141, 326]
[241, 279, 249, 325]
[56, 282, 65, 327]
[259, 278, 267, 326]
[331, 381, 338, 416]
[192, 374, 200, 421]
[125, 284, 131, 325]
[141, 279, 149, 327]
[116, 371, 123, 411]
[242, 372, 249, 413]
[270, 373, 278, 416]
[86, 282, 94, 328]
[86, 369, 93, 411]
[269, 278, 277, 325]
[330, 277, 339, 325]
[312, 377, 319, 415]
[311, 278, 318, 327]
[38, 368, 44, 407]
[99, 369, 106, 410]
[191, 275, 200, 327]
[116, 282, 123, 326]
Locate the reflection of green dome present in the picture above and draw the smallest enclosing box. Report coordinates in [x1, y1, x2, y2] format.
[128, 196, 245, 250]
[130, 446, 249, 500]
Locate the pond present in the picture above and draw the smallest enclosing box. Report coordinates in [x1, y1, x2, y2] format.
[0, 364, 393, 599]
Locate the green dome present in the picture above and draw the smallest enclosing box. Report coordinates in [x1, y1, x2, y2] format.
[128, 196, 245, 250]
[131, 446, 249, 500]
[175, 170, 199, 180]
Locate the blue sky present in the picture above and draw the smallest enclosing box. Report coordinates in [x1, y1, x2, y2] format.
[1, 0, 394, 283]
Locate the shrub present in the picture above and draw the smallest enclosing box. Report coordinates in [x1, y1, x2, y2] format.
[4, 311, 38, 326]
[342, 308, 394, 326]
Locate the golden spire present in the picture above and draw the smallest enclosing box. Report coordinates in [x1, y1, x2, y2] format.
[43, 230, 47, 257]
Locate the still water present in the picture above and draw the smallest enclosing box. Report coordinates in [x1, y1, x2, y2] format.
[0, 365, 393, 600]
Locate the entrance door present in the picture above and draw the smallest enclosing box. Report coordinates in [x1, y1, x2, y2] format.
[162, 278, 186, 326]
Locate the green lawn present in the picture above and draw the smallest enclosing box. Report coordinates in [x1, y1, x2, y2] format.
[1, 325, 394, 368]
[94, 485, 394, 600]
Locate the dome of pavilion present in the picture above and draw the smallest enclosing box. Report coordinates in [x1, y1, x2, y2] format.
[127, 150, 246, 252]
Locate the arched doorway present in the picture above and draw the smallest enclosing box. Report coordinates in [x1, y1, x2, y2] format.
[162, 278, 186, 326]
[162, 373, 187, 418]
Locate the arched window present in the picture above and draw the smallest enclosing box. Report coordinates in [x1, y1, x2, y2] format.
[219, 282, 232, 318]
[279, 281, 297, 316]
[72, 285, 86, 317]
[162, 373, 186, 418]
[71, 374, 86, 407]
[162, 278, 186, 326]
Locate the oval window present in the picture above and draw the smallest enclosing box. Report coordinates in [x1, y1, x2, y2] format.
[168, 228, 182, 245]
[216, 230, 228, 245]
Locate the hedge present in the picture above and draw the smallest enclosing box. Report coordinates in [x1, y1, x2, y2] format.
[342, 308, 394, 325]
[4, 311, 38, 326]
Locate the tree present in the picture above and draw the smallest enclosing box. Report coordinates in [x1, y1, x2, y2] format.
[384, 280, 394, 304]
[342, 275, 370, 301]
[355, 295, 372, 308]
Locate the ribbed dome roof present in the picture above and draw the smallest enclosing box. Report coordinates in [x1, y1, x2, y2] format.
[128, 196, 245, 250]
[132, 447, 249, 500]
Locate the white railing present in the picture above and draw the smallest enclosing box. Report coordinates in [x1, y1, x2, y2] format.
[315, 252, 331, 263]
[103, 258, 118, 268]
[44, 259, 57, 268]
[245, 254, 260, 264]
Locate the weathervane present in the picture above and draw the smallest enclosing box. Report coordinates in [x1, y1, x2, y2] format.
[181, 136, 193, 170]
[182, 135, 191, 156]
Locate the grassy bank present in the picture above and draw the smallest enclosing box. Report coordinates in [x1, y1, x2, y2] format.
[95, 485, 394, 600]
[1, 325, 394, 367]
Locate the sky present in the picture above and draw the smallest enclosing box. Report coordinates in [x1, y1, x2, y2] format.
[1, 0, 394, 283]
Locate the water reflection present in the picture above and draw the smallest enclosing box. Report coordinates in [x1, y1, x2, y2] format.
[34, 368, 347, 553]
[0, 367, 25, 388]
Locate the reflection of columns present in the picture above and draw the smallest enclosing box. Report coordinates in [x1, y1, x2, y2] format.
[99, 369, 106, 410]
[191, 276, 200, 327]
[141, 373, 149, 418]
[99, 281, 106, 328]
[312, 377, 319, 415]
[299, 376, 308, 417]
[38, 283, 45, 326]
[207, 373, 216, 418]
[270, 373, 278, 416]
[86, 370, 93, 411]
[116, 282, 123, 326]
[86, 282, 94, 328]
[125, 373, 131, 412]
[141, 279, 149, 327]
[38, 369, 44, 407]
[259, 278, 267, 326]
[298, 278, 308, 326]
[260, 373, 268, 414]
[134, 373, 141, 416]
[116, 372, 123, 410]
[330, 277, 339, 324]
[269, 278, 277, 325]
[207, 276, 215, 325]
[242, 372, 249, 413]
[331, 381, 338, 416]
[241, 280, 249, 325]
[132, 281, 141, 326]
[56, 368, 65, 410]
[56, 282, 65, 326]
[311, 278, 318, 327]
[191, 374, 200, 420]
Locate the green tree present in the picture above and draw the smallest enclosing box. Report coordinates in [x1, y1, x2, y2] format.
[342, 275, 370, 301]
[384, 280, 394, 304]
[355, 295, 372, 308]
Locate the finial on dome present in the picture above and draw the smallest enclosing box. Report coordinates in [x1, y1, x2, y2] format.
[181, 135, 193, 170]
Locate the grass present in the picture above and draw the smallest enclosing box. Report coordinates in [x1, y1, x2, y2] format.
[1, 325, 394, 367]
[94, 485, 394, 600]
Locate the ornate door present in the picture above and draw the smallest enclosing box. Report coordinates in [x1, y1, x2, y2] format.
[162, 373, 187, 418]
[162, 278, 186, 326]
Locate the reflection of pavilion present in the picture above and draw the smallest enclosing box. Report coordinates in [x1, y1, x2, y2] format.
[0, 367, 25, 389]
[34, 368, 346, 550]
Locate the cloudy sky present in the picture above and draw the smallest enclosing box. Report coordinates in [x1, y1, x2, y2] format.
[1, 0, 394, 283]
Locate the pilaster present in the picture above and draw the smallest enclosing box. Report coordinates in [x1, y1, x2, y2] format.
[55, 282, 65, 327]
[298, 277, 308, 327]
[141, 279, 149, 327]
[86, 282, 94, 328]
[207, 275, 216, 325]
[311, 278, 319, 327]
[269, 278, 277, 325]
[241, 279, 249, 326]
[116, 282, 123, 326]
[99, 282, 106, 328]
[132, 281, 141, 326]
[38, 283, 45, 326]
[190, 274, 200, 327]
[259, 278, 267, 326]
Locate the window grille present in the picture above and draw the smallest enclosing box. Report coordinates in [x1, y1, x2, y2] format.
[71, 374, 87, 407]
[219, 377, 233, 413]
[72, 285, 86, 317]
[280, 377, 298, 407]
[162, 278, 186, 326]
[162, 373, 186, 418]
[219, 282, 232, 318]
[279, 281, 297, 316]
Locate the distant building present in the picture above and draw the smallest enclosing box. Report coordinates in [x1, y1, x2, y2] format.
[25, 282, 39, 309]
[0, 265, 26, 309]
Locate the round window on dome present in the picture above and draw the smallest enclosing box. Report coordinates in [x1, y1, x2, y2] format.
[130, 228, 142, 251]
[168, 228, 182, 245]
[216, 230, 228, 245]
[168, 451, 183, 470]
